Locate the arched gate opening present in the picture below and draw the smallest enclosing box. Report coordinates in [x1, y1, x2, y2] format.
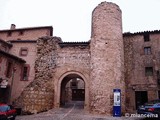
[60, 73, 85, 108]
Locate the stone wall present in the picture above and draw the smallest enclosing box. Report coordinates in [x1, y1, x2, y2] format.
[8, 1, 160, 115]
[14, 36, 61, 113]
[14, 1, 127, 115]
[15, 36, 91, 114]
[123, 35, 134, 112]
[56, 44, 90, 69]
[124, 33, 160, 112]
[90, 2, 125, 115]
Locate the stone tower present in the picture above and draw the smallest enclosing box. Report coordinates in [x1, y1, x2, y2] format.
[90, 2, 125, 114]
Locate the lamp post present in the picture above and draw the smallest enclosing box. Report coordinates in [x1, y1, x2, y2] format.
[8, 67, 16, 104]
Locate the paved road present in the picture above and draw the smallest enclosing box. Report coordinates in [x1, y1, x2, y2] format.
[16, 101, 146, 120]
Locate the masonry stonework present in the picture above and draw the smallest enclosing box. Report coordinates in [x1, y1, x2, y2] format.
[10, 1, 121, 115]
[13, 2, 126, 115]
[15, 36, 61, 113]
[14, 35, 91, 113]
[124, 32, 160, 112]
[90, 2, 125, 114]
[2, 0, 160, 116]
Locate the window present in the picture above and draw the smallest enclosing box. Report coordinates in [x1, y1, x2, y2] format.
[19, 31, 24, 36]
[145, 67, 153, 76]
[1, 45, 7, 52]
[71, 81, 77, 89]
[144, 33, 150, 42]
[21, 65, 30, 81]
[17, 38, 21, 40]
[0, 56, 2, 63]
[144, 47, 151, 55]
[19, 48, 28, 56]
[7, 31, 12, 37]
[6, 62, 12, 78]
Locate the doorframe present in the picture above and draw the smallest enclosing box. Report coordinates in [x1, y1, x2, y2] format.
[54, 71, 89, 110]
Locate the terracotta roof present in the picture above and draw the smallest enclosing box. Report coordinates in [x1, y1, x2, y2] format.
[59, 41, 90, 47]
[0, 50, 26, 63]
[123, 30, 160, 36]
[0, 26, 53, 36]
[0, 39, 12, 47]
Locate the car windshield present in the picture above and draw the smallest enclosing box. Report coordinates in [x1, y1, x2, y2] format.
[0, 105, 10, 112]
[145, 100, 160, 106]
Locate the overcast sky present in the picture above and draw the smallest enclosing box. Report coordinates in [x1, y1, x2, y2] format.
[0, 0, 160, 41]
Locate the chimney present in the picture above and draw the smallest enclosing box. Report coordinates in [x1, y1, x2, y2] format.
[10, 24, 16, 30]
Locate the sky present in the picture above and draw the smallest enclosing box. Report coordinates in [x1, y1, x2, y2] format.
[0, 0, 160, 42]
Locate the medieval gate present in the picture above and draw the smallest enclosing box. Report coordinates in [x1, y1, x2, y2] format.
[15, 2, 125, 115]
[54, 71, 89, 110]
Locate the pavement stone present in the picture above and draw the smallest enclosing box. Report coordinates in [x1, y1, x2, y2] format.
[15, 101, 148, 120]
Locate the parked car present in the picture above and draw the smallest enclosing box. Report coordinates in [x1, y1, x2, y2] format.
[0, 103, 17, 120]
[137, 99, 160, 118]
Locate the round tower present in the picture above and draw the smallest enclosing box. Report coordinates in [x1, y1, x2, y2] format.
[90, 2, 125, 115]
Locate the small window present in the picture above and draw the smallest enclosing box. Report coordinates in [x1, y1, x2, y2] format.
[145, 67, 153, 76]
[71, 82, 77, 87]
[0, 56, 2, 63]
[17, 38, 21, 40]
[19, 48, 28, 56]
[144, 33, 150, 42]
[19, 31, 24, 36]
[7, 32, 12, 37]
[71, 82, 77, 88]
[144, 47, 151, 55]
[21, 65, 29, 81]
[1, 45, 7, 51]
[6, 61, 12, 78]
[157, 71, 160, 77]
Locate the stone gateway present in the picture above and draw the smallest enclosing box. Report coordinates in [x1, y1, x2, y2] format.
[0, 1, 159, 116]
[14, 2, 125, 115]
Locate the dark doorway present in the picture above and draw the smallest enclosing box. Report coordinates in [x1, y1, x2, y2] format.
[0, 87, 10, 103]
[72, 89, 85, 101]
[60, 74, 85, 108]
[135, 91, 148, 109]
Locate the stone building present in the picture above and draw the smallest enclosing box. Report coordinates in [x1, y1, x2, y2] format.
[0, 1, 160, 115]
[0, 39, 26, 103]
[124, 31, 160, 112]
[0, 25, 53, 103]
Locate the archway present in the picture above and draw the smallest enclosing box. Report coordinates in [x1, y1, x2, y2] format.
[60, 74, 85, 107]
[55, 71, 89, 110]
